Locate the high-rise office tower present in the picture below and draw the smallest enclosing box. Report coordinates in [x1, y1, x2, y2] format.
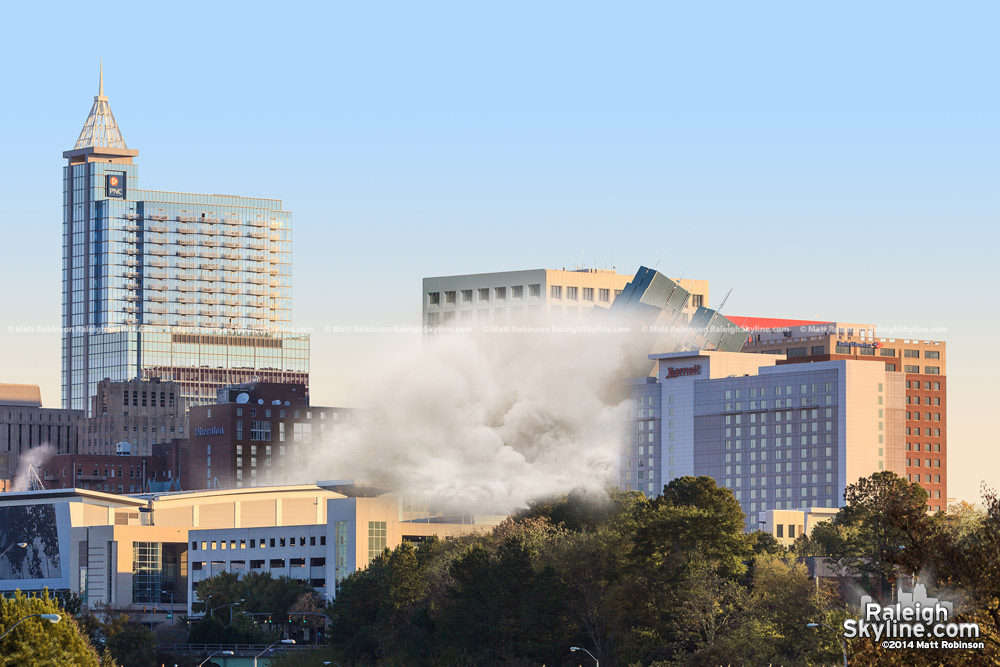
[62, 69, 309, 412]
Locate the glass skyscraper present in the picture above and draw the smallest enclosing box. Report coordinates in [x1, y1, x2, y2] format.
[62, 70, 309, 412]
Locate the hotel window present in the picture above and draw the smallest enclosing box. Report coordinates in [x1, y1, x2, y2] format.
[566, 286, 578, 300]
[250, 421, 271, 441]
[427, 292, 440, 306]
[478, 288, 490, 301]
[598, 288, 610, 302]
[550, 286, 562, 299]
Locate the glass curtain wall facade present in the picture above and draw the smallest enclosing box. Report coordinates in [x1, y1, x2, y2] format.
[63, 78, 308, 412]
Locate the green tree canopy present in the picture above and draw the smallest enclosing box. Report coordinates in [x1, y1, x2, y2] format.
[0, 590, 99, 667]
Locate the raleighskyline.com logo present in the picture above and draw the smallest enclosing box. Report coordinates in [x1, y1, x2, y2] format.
[843, 585, 983, 650]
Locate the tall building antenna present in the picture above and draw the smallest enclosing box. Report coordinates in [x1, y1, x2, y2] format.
[99, 61, 104, 97]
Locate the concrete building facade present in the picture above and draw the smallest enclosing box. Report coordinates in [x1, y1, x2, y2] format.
[422, 267, 710, 327]
[0, 384, 83, 488]
[79, 378, 188, 457]
[0, 484, 345, 629]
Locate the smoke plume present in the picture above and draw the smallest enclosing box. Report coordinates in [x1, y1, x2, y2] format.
[305, 328, 653, 514]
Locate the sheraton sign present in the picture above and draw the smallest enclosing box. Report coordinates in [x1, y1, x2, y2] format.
[664, 364, 702, 379]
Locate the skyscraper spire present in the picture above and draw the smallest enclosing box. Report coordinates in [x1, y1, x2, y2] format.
[74, 64, 127, 150]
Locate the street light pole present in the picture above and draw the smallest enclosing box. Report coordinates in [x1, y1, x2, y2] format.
[0, 542, 27, 562]
[209, 599, 245, 625]
[198, 649, 234, 667]
[0, 542, 28, 576]
[0, 614, 61, 641]
[570, 645, 599, 667]
[161, 589, 175, 627]
[253, 638, 296, 667]
[807, 622, 848, 667]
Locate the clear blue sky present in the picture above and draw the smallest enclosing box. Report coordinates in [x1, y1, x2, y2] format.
[0, 1, 996, 503]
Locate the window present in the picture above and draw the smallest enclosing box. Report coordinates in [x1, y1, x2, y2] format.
[461, 289, 473, 303]
[528, 284, 541, 298]
[924, 366, 940, 375]
[494, 287, 506, 300]
[582, 287, 594, 301]
[293, 422, 312, 442]
[879, 347, 896, 356]
[250, 421, 271, 441]
[598, 288, 610, 302]
[811, 345, 825, 355]
[566, 286, 578, 300]
[925, 350, 940, 359]
[904, 365, 920, 373]
[690, 294, 704, 308]
[427, 292, 440, 306]
[550, 286, 562, 299]
[368, 521, 387, 564]
[904, 349, 920, 358]
[511, 285, 523, 299]
[786, 347, 807, 357]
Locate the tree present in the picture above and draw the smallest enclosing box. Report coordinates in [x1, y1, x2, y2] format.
[100, 646, 119, 667]
[0, 590, 99, 667]
[832, 471, 934, 602]
[105, 620, 157, 667]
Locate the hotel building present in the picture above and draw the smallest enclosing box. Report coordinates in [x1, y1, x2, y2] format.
[62, 70, 308, 413]
[732, 317, 947, 511]
[623, 351, 905, 530]
[422, 267, 709, 327]
[187, 382, 355, 489]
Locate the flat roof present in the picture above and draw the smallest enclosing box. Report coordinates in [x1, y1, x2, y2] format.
[0, 487, 147, 507]
[728, 316, 833, 331]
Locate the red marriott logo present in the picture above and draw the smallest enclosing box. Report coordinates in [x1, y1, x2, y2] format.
[665, 364, 702, 379]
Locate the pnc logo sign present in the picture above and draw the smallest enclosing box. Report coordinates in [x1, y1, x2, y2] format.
[106, 173, 126, 198]
[665, 364, 702, 379]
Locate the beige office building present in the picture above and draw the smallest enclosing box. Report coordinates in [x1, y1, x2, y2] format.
[422, 268, 709, 327]
[0, 484, 342, 626]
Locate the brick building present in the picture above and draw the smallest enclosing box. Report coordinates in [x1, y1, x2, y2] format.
[188, 383, 355, 489]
